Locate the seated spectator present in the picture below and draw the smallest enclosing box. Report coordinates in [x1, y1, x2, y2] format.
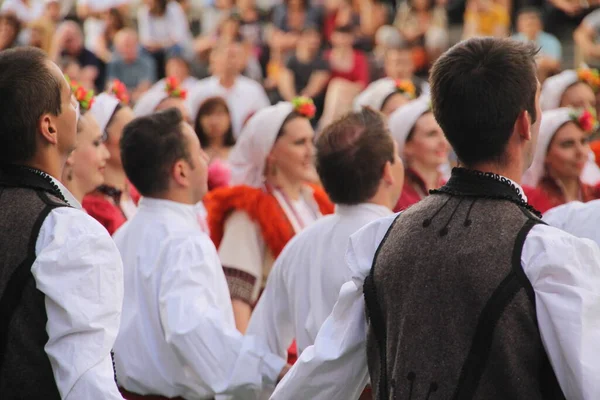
[42, 0, 61, 24]
[51, 21, 103, 90]
[323, 0, 360, 45]
[0, 13, 21, 51]
[150, 55, 199, 93]
[354, 0, 391, 47]
[138, 0, 192, 79]
[512, 7, 561, 82]
[394, 0, 449, 71]
[462, 0, 509, 39]
[76, 0, 131, 51]
[370, 25, 404, 81]
[93, 7, 129, 63]
[194, 96, 235, 190]
[574, 7, 600, 70]
[278, 26, 330, 121]
[272, 0, 323, 49]
[237, 0, 268, 54]
[187, 39, 271, 138]
[319, 25, 370, 129]
[200, 0, 234, 37]
[544, 0, 594, 36]
[0, 0, 43, 24]
[108, 28, 156, 102]
[28, 16, 54, 54]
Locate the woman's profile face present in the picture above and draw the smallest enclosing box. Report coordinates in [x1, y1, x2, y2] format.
[268, 117, 318, 184]
[545, 122, 589, 181]
[200, 105, 231, 143]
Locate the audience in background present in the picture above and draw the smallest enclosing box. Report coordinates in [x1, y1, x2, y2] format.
[0, 13, 21, 51]
[278, 26, 330, 121]
[137, 0, 192, 79]
[513, 7, 562, 81]
[394, 0, 449, 72]
[463, 0, 510, 39]
[107, 28, 156, 102]
[0, 0, 44, 24]
[574, 8, 600, 70]
[93, 7, 129, 63]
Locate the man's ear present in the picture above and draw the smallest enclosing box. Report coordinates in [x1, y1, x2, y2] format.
[171, 159, 190, 188]
[382, 160, 393, 185]
[39, 113, 59, 145]
[516, 109, 532, 141]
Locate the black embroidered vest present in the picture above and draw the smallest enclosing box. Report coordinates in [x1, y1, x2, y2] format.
[0, 165, 69, 399]
[363, 168, 565, 400]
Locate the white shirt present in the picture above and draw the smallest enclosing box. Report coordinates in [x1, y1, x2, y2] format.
[247, 203, 392, 357]
[32, 176, 124, 399]
[112, 197, 286, 399]
[271, 182, 600, 400]
[137, 2, 192, 47]
[544, 199, 600, 245]
[187, 76, 271, 138]
[1, 0, 44, 23]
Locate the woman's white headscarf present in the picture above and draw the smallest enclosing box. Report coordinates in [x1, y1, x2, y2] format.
[522, 108, 573, 187]
[229, 101, 294, 187]
[353, 79, 398, 112]
[88, 93, 120, 133]
[388, 95, 432, 156]
[133, 87, 171, 117]
[540, 70, 578, 111]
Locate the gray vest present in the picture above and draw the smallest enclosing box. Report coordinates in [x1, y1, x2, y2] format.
[364, 169, 565, 400]
[0, 166, 68, 399]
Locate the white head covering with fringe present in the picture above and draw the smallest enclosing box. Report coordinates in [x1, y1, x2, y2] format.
[522, 108, 573, 187]
[353, 79, 398, 112]
[388, 95, 432, 156]
[229, 102, 294, 187]
[540, 70, 578, 111]
[88, 93, 120, 133]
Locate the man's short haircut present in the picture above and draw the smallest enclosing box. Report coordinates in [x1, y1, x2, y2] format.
[121, 108, 190, 197]
[430, 38, 538, 167]
[316, 107, 395, 205]
[517, 6, 542, 19]
[0, 47, 62, 164]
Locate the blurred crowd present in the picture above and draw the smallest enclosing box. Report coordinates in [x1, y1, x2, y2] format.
[4, 0, 600, 125]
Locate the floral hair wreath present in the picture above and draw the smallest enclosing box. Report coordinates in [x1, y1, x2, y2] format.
[65, 75, 95, 112]
[394, 79, 417, 99]
[165, 76, 187, 100]
[577, 67, 600, 93]
[570, 107, 599, 134]
[107, 79, 130, 105]
[292, 97, 316, 119]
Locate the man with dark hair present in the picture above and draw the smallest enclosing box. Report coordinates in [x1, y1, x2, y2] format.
[113, 108, 290, 399]
[246, 107, 403, 398]
[272, 37, 600, 400]
[0, 47, 124, 399]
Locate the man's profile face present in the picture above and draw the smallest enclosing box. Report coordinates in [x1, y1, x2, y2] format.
[47, 61, 78, 156]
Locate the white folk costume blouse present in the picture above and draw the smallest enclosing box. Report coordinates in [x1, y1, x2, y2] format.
[112, 198, 286, 399]
[270, 177, 600, 400]
[36, 176, 124, 399]
[544, 199, 600, 245]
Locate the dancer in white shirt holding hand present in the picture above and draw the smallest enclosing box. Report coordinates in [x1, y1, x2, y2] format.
[112, 107, 289, 400]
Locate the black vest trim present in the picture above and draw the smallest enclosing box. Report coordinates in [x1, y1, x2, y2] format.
[0, 203, 55, 370]
[363, 213, 402, 400]
[451, 218, 541, 399]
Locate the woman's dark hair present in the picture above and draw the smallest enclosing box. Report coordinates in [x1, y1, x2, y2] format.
[105, 103, 124, 134]
[194, 97, 235, 148]
[275, 111, 307, 139]
[317, 107, 395, 205]
[150, 0, 169, 16]
[105, 8, 128, 42]
[0, 13, 22, 49]
[0, 47, 62, 164]
[430, 38, 538, 167]
[121, 108, 190, 196]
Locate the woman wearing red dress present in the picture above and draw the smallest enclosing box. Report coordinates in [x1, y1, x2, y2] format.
[523, 107, 600, 214]
[388, 95, 450, 211]
[83, 81, 138, 235]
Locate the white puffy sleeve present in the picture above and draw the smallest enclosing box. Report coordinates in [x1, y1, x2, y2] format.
[32, 207, 124, 400]
[522, 224, 600, 400]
